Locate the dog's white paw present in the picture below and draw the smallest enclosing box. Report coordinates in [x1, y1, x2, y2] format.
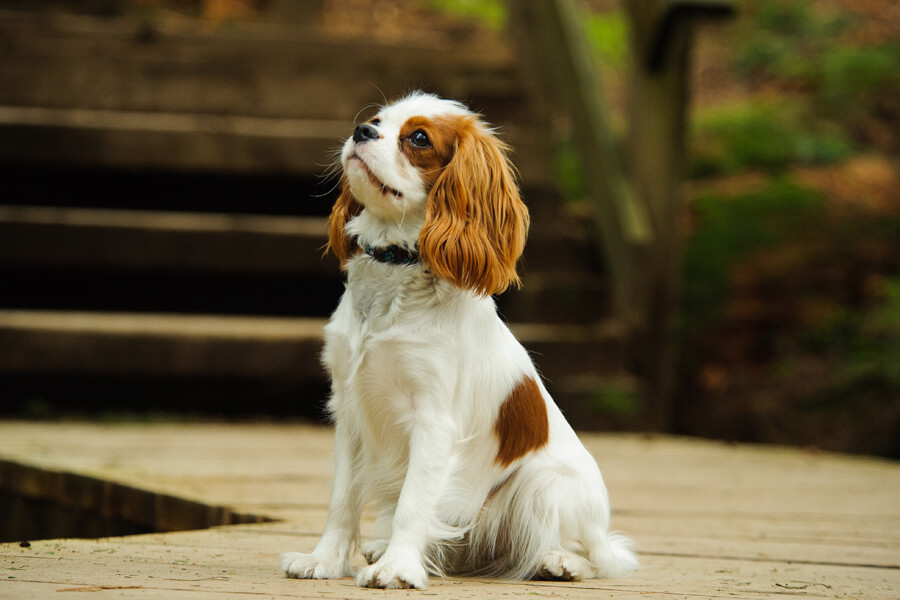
[280, 552, 353, 579]
[355, 556, 428, 589]
[538, 550, 590, 581]
[361, 540, 389, 565]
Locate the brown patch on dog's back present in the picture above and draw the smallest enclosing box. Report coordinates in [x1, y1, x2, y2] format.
[494, 376, 549, 467]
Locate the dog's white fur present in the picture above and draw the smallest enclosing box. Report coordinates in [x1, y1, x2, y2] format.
[280, 93, 637, 589]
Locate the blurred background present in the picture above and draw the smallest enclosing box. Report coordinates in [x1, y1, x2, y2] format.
[0, 0, 897, 457]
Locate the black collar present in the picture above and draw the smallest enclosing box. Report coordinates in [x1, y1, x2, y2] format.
[363, 242, 419, 265]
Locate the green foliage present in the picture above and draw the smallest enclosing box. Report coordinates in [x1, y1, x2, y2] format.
[864, 280, 900, 387]
[690, 102, 853, 177]
[817, 44, 900, 113]
[753, 0, 820, 35]
[552, 140, 587, 202]
[734, 0, 899, 125]
[587, 383, 642, 420]
[552, 8, 629, 205]
[424, 0, 506, 29]
[683, 179, 825, 327]
[585, 11, 629, 67]
[836, 280, 900, 389]
[735, 0, 851, 77]
[677, 0, 900, 453]
[781, 278, 900, 409]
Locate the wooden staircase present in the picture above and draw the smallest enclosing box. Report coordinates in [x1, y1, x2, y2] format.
[0, 4, 636, 426]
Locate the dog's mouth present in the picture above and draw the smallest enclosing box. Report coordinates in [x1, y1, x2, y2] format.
[350, 154, 403, 199]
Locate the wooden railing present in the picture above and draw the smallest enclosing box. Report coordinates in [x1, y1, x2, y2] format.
[511, 0, 735, 429]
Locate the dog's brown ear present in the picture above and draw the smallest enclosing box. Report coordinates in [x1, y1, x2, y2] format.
[326, 178, 363, 267]
[418, 119, 529, 296]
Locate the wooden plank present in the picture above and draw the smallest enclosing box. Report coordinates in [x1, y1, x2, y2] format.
[0, 459, 268, 543]
[633, 1, 737, 71]
[4, 532, 898, 599]
[0, 106, 549, 181]
[0, 311, 629, 388]
[0, 206, 337, 275]
[0, 311, 327, 379]
[0, 11, 551, 182]
[0, 205, 597, 278]
[0, 11, 519, 120]
[498, 273, 612, 324]
[0, 422, 897, 598]
[510, 0, 652, 324]
[4, 423, 896, 529]
[0, 105, 346, 175]
[624, 0, 694, 433]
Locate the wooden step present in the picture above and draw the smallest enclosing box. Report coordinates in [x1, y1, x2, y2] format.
[510, 320, 628, 380]
[0, 9, 550, 182]
[0, 311, 328, 380]
[1, 205, 610, 321]
[0, 105, 547, 181]
[0, 310, 632, 423]
[0, 205, 601, 275]
[0, 205, 337, 275]
[548, 373, 645, 429]
[0, 458, 271, 541]
[0, 311, 627, 382]
[0, 10, 520, 121]
[498, 272, 611, 324]
[4, 422, 898, 596]
[0, 105, 349, 175]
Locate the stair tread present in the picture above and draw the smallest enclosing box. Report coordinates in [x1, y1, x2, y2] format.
[0, 310, 627, 392]
[0, 105, 546, 182]
[0, 205, 601, 276]
[0, 205, 335, 275]
[0, 310, 623, 343]
[0, 310, 328, 339]
[0, 205, 592, 239]
[0, 205, 329, 236]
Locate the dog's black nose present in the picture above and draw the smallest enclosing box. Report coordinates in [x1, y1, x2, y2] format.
[353, 123, 380, 143]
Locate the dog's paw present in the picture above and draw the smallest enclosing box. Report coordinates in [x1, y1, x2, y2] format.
[537, 550, 590, 581]
[355, 556, 428, 589]
[361, 540, 389, 565]
[280, 552, 353, 579]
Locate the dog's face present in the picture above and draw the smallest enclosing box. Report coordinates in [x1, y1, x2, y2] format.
[340, 94, 470, 222]
[330, 92, 530, 296]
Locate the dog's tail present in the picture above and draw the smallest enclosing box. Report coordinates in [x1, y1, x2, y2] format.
[587, 529, 639, 578]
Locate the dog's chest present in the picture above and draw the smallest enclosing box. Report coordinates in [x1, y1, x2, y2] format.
[349, 274, 403, 326]
[325, 261, 438, 389]
[322, 266, 445, 449]
[348, 261, 429, 324]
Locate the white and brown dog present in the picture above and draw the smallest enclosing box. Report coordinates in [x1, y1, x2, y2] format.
[281, 92, 637, 589]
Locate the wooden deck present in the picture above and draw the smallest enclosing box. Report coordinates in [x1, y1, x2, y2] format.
[0, 421, 898, 599]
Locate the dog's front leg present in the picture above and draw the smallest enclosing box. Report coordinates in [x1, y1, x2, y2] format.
[281, 419, 362, 579]
[355, 411, 454, 589]
[361, 502, 396, 565]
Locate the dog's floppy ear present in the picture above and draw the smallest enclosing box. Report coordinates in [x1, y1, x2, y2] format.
[326, 178, 363, 266]
[417, 120, 529, 296]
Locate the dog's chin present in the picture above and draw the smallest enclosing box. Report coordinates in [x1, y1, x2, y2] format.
[345, 156, 403, 198]
[345, 164, 426, 221]
[347, 178, 399, 213]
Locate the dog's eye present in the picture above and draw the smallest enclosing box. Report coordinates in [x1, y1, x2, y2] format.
[370, 118, 381, 127]
[409, 130, 431, 149]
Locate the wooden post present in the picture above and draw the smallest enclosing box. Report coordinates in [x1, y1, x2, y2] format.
[510, 0, 733, 430]
[624, 0, 734, 430]
[509, 0, 651, 327]
[626, 1, 691, 431]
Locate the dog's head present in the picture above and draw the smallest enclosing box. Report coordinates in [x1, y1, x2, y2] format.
[327, 92, 529, 296]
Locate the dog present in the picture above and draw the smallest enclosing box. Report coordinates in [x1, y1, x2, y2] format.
[281, 92, 637, 589]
